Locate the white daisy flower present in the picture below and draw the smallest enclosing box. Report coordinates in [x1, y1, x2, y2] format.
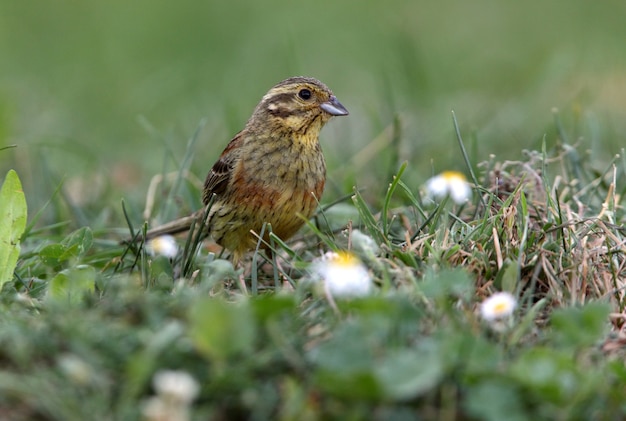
[153, 370, 199, 404]
[425, 171, 472, 204]
[480, 292, 517, 322]
[312, 251, 373, 298]
[146, 235, 179, 259]
[143, 370, 199, 421]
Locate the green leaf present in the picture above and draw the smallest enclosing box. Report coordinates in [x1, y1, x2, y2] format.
[442, 330, 502, 375]
[509, 347, 578, 404]
[550, 302, 610, 348]
[188, 297, 255, 360]
[250, 295, 296, 322]
[199, 258, 238, 288]
[37, 228, 95, 269]
[48, 265, 96, 303]
[374, 347, 445, 400]
[309, 326, 379, 373]
[0, 170, 27, 288]
[149, 255, 175, 289]
[39, 243, 67, 267]
[60, 227, 93, 259]
[313, 369, 381, 400]
[418, 268, 474, 302]
[495, 259, 519, 293]
[463, 379, 527, 421]
[121, 321, 186, 402]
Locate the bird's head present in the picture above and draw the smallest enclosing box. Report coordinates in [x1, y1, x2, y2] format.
[250, 76, 348, 135]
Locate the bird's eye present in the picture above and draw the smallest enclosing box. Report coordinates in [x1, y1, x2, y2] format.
[298, 89, 312, 100]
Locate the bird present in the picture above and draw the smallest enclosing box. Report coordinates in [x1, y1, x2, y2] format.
[142, 76, 349, 264]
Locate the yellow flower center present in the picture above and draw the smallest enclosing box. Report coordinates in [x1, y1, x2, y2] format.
[441, 171, 467, 182]
[333, 251, 360, 267]
[493, 301, 509, 314]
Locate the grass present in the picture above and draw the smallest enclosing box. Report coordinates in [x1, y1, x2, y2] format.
[2, 1, 626, 419]
[2, 113, 626, 419]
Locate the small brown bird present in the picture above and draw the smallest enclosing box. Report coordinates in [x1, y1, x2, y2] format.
[144, 76, 348, 263]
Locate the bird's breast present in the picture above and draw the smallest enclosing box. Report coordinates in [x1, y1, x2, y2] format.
[243, 133, 326, 191]
[227, 135, 326, 235]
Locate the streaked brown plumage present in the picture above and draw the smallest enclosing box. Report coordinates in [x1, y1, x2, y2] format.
[144, 77, 348, 262]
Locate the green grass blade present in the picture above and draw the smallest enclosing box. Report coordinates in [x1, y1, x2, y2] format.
[352, 188, 387, 247]
[381, 161, 407, 237]
[162, 120, 206, 222]
[451, 110, 483, 208]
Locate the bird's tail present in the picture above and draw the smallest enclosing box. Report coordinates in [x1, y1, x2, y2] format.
[143, 214, 199, 239]
[123, 210, 206, 244]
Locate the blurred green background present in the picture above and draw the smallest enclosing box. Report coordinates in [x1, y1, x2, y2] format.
[1, 0, 625, 222]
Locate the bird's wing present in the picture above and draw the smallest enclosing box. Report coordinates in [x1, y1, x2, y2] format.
[202, 131, 244, 204]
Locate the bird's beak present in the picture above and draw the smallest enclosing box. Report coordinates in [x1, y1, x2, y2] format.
[320, 95, 349, 116]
